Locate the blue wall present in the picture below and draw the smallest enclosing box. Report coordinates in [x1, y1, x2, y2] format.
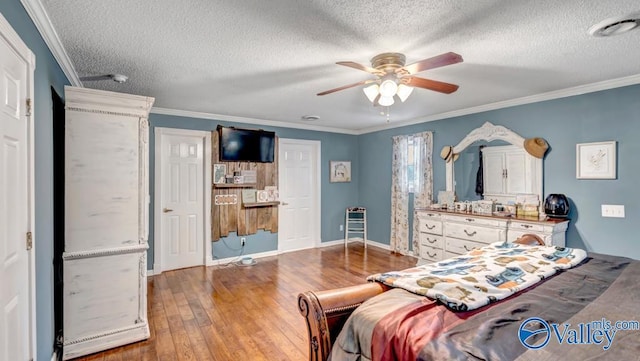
[1, 2, 70, 360]
[149, 114, 359, 261]
[359, 84, 640, 259]
[5, 0, 640, 358]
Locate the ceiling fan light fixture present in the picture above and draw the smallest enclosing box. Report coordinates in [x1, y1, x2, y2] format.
[396, 84, 414, 102]
[378, 95, 394, 107]
[363, 84, 380, 103]
[379, 79, 398, 97]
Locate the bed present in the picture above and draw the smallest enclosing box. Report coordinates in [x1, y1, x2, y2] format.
[297, 237, 640, 361]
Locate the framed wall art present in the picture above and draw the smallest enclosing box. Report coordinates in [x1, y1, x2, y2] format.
[576, 141, 616, 179]
[213, 163, 227, 184]
[330, 161, 351, 183]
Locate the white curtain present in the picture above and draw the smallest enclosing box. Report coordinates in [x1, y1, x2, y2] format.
[390, 135, 409, 253]
[390, 131, 433, 255]
[411, 131, 433, 256]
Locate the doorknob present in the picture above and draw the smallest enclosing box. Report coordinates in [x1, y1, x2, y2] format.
[163, 208, 174, 213]
[280, 202, 289, 206]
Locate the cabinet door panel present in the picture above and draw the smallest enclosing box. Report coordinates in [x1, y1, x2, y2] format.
[505, 151, 527, 194]
[482, 152, 505, 194]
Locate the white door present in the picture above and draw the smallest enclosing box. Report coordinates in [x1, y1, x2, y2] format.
[0, 29, 32, 361]
[278, 139, 320, 252]
[159, 133, 205, 271]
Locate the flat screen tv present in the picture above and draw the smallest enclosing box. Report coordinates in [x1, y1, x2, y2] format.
[219, 126, 275, 162]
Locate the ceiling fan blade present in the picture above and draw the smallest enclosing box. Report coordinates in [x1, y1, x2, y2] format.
[401, 52, 463, 74]
[317, 80, 374, 96]
[336, 61, 384, 75]
[403, 76, 459, 94]
[79, 75, 114, 81]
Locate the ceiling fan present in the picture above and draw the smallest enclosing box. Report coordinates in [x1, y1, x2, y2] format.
[317, 52, 463, 106]
[80, 74, 128, 83]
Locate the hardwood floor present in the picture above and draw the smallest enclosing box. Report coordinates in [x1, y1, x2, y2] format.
[73, 243, 417, 361]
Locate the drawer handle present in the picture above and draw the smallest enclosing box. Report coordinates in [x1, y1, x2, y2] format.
[425, 224, 436, 230]
[464, 229, 477, 236]
[427, 251, 437, 257]
[465, 218, 475, 222]
[522, 224, 532, 229]
[427, 238, 437, 244]
[463, 245, 474, 251]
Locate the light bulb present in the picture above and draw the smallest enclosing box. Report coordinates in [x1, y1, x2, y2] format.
[378, 96, 394, 107]
[363, 84, 379, 103]
[396, 84, 414, 102]
[379, 79, 398, 97]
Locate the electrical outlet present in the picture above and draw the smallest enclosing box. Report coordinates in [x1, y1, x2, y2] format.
[339, 225, 344, 231]
[601, 204, 625, 218]
[241, 237, 246, 246]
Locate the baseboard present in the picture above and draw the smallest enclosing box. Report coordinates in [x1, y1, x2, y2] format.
[317, 239, 345, 247]
[208, 240, 414, 266]
[210, 250, 279, 266]
[319, 238, 401, 253]
[63, 324, 149, 360]
[146, 269, 155, 276]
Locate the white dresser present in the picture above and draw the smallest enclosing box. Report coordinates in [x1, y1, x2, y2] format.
[63, 86, 154, 359]
[416, 209, 568, 264]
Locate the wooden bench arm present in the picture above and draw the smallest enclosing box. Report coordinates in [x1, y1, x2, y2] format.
[298, 282, 389, 361]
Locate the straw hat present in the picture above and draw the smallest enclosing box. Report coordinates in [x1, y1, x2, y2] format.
[524, 138, 549, 159]
[440, 145, 453, 162]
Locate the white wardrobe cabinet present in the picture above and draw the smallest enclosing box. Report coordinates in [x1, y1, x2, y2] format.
[482, 145, 539, 204]
[63, 86, 154, 360]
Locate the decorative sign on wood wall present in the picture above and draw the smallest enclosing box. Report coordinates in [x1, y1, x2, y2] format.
[211, 130, 279, 241]
[214, 194, 238, 205]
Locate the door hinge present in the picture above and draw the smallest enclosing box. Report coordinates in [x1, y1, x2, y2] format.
[26, 231, 33, 250]
[26, 98, 32, 117]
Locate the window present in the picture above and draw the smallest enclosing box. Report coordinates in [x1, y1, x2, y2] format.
[406, 135, 422, 193]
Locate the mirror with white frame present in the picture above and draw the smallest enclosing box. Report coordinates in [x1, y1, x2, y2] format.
[445, 122, 543, 208]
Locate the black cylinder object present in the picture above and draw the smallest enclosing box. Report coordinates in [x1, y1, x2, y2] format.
[544, 194, 570, 218]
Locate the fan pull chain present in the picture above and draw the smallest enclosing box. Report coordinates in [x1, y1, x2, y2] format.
[379, 106, 391, 122]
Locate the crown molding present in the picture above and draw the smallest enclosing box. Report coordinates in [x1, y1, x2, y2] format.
[150, 107, 359, 135]
[19, 0, 639, 135]
[358, 73, 640, 134]
[154, 73, 640, 136]
[20, 0, 82, 86]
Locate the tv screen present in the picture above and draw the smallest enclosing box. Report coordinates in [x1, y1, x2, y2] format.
[219, 126, 275, 162]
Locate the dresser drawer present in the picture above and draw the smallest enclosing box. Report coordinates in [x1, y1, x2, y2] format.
[419, 233, 444, 249]
[446, 237, 485, 255]
[507, 230, 550, 245]
[445, 223, 506, 244]
[509, 221, 547, 233]
[420, 246, 443, 263]
[418, 218, 443, 235]
[443, 214, 508, 228]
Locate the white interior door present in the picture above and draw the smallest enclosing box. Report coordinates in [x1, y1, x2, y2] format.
[0, 29, 31, 361]
[159, 133, 204, 271]
[278, 139, 320, 252]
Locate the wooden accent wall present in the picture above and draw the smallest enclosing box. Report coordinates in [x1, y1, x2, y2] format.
[211, 131, 278, 241]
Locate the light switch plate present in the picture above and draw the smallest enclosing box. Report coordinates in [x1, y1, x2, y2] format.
[601, 204, 625, 218]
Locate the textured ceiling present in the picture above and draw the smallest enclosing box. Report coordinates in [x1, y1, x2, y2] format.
[40, 0, 640, 132]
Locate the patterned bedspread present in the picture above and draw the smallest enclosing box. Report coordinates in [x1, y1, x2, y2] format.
[330, 252, 639, 361]
[367, 242, 587, 311]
